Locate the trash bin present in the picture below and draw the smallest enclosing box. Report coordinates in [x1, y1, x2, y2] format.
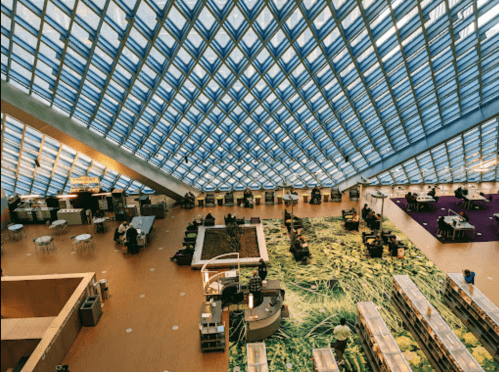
[79, 295, 102, 326]
[99, 279, 110, 301]
[217, 197, 224, 206]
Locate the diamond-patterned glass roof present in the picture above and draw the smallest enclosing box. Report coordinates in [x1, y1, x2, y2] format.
[1, 0, 498, 192]
[1, 112, 154, 196]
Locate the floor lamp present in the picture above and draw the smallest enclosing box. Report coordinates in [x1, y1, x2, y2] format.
[277, 180, 294, 227]
[371, 190, 388, 237]
[283, 193, 299, 231]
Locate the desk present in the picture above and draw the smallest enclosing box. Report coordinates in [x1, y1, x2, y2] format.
[463, 194, 489, 210]
[443, 216, 475, 240]
[245, 295, 283, 342]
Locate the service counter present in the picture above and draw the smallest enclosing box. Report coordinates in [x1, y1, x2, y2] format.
[245, 295, 283, 342]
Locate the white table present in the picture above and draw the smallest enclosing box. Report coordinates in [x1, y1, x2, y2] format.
[415, 196, 435, 210]
[35, 236, 52, 244]
[93, 218, 108, 224]
[52, 219, 66, 226]
[8, 224, 23, 231]
[463, 194, 489, 210]
[444, 216, 475, 240]
[75, 234, 92, 242]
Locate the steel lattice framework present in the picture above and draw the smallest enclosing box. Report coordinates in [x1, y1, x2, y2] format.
[1, 0, 498, 194]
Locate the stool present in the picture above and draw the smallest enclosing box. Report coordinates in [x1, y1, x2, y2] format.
[303, 194, 309, 203]
[197, 198, 205, 207]
[254, 195, 261, 205]
[323, 193, 330, 202]
[277, 195, 283, 205]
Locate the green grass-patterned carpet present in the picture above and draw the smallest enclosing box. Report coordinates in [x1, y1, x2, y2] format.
[229, 217, 499, 372]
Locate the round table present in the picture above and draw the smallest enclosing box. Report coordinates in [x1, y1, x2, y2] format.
[8, 224, 23, 231]
[76, 234, 92, 242]
[52, 220, 66, 226]
[93, 218, 107, 224]
[35, 236, 52, 244]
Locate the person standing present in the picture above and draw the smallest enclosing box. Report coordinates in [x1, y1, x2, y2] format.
[248, 270, 263, 306]
[126, 223, 138, 255]
[332, 318, 351, 365]
[463, 269, 475, 284]
[258, 258, 267, 281]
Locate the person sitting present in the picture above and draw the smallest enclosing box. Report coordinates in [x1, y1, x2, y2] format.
[437, 216, 452, 239]
[463, 269, 475, 284]
[428, 187, 436, 198]
[290, 236, 311, 264]
[243, 188, 254, 208]
[225, 213, 236, 225]
[367, 235, 384, 258]
[94, 209, 104, 218]
[388, 236, 399, 257]
[182, 193, 194, 209]
[186, 222, 197, 231]
[170, 244, 195, 263]
[366, 211, 381, 230]
[192, 218, 200, 228]
[114, 221, 128, 242]
[345, 212, 360, 231]
[459, 211, 469, 222]
[310, 185, 321, 204]
[361, 204, 371, 221]
[455, 187, 463, 199]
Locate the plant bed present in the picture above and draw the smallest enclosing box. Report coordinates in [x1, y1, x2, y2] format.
[201, 227, 259, 260]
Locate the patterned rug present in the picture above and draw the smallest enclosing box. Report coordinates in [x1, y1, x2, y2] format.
[228, 217, 499, 372]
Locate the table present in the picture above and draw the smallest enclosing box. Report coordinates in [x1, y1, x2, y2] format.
[443, 216, 475, 240]
[463, 193, 489, 210]
[93, 217, 108, 233]
[52, 220, 66, 226]
[197, 198, 205, 207]
[76, 234, 92, 242]
[416, 195, 435, 210]
[131, 216, 155, 247]
[35, 236, 52, 244]
[8, 224, 23, 231]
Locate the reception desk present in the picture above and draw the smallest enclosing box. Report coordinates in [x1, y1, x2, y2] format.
[245, 294, 283, 342]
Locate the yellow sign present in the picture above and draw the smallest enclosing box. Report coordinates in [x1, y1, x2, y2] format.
[70, 177, 100, 185]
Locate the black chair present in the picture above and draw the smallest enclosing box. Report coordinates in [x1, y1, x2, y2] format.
[349, 188, 360, 201]
[362, 232, 376, 244]
[342, 208, 356, 220]
[204, 218, 215, 226]
[236, 218, 245, 225]
[368, 244, 384, 258]
[265, 191, 275, 205]
[205, 193, 216, 207]
[225, 193, 235, 207]
[331, 187, 342, 202]
[345, 221, 359, 231]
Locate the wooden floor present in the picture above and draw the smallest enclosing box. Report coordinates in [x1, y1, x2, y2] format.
[1, 183, 497, 372]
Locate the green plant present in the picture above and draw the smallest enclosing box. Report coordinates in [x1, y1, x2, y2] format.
[224, 222, 242, 252]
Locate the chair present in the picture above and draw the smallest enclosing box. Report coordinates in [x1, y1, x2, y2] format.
[345, 221, 359, 231]
[342, 208, 356, 221]
[250, 217, 261, 224]
[236, 218, 245, 225]
[185, 233, 197, 243]
[224, 193, 235, 207]
[265, 191, 275, 205]
[349, 188, 360, 201]
[204, 218, 215, 226]
[205, 193, 216, 207]
[331, 187, 342, 202]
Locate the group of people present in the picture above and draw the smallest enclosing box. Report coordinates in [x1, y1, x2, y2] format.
[113, 221, 139, 254]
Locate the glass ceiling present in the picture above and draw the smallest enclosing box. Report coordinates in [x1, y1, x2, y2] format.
[372, 115, 498, 185]
[1, 0, 499, 192]
[1, 113, 153, 196]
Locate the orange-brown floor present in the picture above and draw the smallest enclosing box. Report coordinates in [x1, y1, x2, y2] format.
[1, 183, 497, 372]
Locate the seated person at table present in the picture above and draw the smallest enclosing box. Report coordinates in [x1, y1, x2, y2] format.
[186, 222, 197, 231]
[428, 187, 436, 198]
[170, 244, 195, 263]
[114, 221, 128, 242]
[366, 211, 381, 230]
[459, 211, 469, 222]
[455, 187, 464, 198]
[290, 236, 311, 264]
[388, 236, 399, 257]
[205, 211, 214, 220]
[310, 185, 322, 204]
[285, 209, 302, 223]
[243, 188, 254, 208]
[437, 216, 452, 239]
[345, 212, 360, 231]
[367, 235, 384, 258]
[225, 213, 236, 224]
[361, 204, 371, 220]
[192, 218, 200, 228]
[285, 187, 298, 206]
[94, 209, 104, 218]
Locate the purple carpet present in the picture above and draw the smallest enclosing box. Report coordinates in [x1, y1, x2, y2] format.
[391, 194, 499, 243]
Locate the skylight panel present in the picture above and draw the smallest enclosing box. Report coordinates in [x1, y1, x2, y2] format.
[286, 8, 303, 29]
[227, 6, 245, 29]
[341, 6, 360, 30]
[256, 6, 274, 30]
[76, 2, 100, 31]
[167, 6, 187, 30]
[136, 1, 157, 31]
[47, 1, 72, 30]
[106, 1, 128, 31]
[16, 3, 41, 30]
[296, 28, 314, 48]
[129, 27, 149, 48]
[478, 3, 499, 27]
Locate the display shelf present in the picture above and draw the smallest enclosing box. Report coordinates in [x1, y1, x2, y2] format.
[391, 275, 484, 372]
[357, 302, 412, 372]
[199, 300, 225, 353]
[247, 342, 269, 372]
[312, 348, 340, 372]
[444, 273, 499, 362]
